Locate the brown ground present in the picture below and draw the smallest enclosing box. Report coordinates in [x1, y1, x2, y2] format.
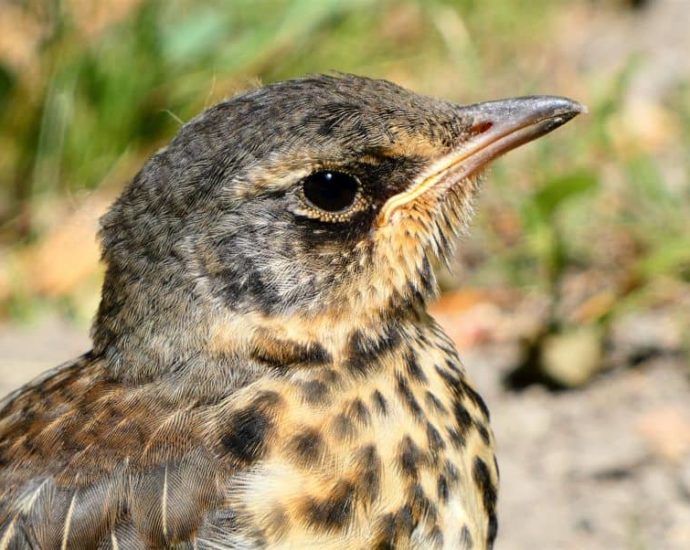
[1, 314, 688, 549]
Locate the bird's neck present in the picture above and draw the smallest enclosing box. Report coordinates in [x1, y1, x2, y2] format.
[200, 303, 430, 372]
[92, 260, 428, 383]
[92, 264, 430, 387]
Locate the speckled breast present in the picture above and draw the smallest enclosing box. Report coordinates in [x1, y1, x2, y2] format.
[0, 319, 497, 549]
[213, 318, 499, 549]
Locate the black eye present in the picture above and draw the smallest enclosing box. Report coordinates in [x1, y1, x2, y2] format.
[302, 171, 360, 213]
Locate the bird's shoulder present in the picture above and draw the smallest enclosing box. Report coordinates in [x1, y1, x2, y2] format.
[0, 352, 271, 548]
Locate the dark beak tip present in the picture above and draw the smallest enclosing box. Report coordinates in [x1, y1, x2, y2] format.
[538, 95, 588, 118]
[462, 95, 588, 126]
[532, 96, 588, 134]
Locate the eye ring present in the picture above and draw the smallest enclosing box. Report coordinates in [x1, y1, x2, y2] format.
[298, 170, 366, 221]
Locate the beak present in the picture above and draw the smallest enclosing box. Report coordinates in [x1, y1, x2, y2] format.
[380, 96, 586, 223]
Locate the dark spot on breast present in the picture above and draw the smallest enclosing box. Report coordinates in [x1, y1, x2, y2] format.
[299, 379, 331, 406]
[345, 322, 401, 376]
[437, 475, 449, 503]
[395, 373, 424, 422]
[436, 364, 462, 394]
[220, 407, 272, 466]
[460, 378, 491, 420]
[399, 436, 423, 481]
[353, 444, 381, 503]
[371, 389, 388, 415]
[476, 422, 491, 445]
[424, 423, 445, 466]
[416, 325, 431, 346]
[453, 399, 473, 433]
[445, 460, 460, 485]
[447, 427, 466, 449]
[345, 331, 371, 376]
[460, 524, 474, 548]
[330, 413, 357, 441]
[303, 480, 356, 532]
[319, 368, 342, 386]
[438, 342, 456, 357]
[425, 390, 448, 416]
[345, 398, 371, 426]
[373, 513, 398, 550]
[219, 392, 282, 466]
[445, 358, 462, 374]
[405, 281, 425, 307]
[287, 427, 324, 466]
[372, 505, 415, 549]
[473, 457, 498, 547]
[397, 504, 415, 533]
[438, 363, 490, 425]
[419, 256, 434, 294]
[409, 484, 437, 522]
[404, 352, 427, 383]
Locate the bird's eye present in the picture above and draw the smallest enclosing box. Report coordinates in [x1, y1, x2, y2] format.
[302, 171, 360, 214]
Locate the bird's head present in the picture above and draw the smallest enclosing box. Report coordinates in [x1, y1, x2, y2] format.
[94, 74, 583, 375]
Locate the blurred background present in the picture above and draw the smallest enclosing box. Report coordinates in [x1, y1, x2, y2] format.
[0, 0, 689, 547]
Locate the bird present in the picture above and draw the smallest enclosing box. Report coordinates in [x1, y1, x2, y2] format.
[0, 74, 583, 549]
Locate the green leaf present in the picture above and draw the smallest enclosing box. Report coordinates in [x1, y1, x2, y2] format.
[637, 237, 690, 278]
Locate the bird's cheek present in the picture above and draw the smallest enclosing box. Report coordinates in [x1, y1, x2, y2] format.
[370, 221, 430, 288]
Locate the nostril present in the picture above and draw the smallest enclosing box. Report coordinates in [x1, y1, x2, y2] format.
[468, 121, 493, 137]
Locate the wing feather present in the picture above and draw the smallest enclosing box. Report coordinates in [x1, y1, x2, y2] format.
[0, 355, 234, 548]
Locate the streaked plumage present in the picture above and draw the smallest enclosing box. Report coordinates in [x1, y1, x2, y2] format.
[0, 74, 582, 549]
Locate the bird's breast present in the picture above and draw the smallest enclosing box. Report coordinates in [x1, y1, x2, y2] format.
[209, 319, 499, 549]
[0, 321, 498, 549]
